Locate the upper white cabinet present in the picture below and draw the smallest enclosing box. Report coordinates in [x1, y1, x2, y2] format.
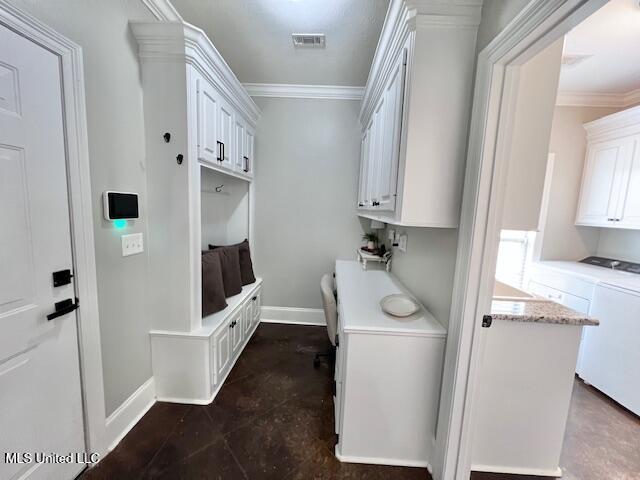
[357, 0, 481, 227]
[576, 106, 640, 229]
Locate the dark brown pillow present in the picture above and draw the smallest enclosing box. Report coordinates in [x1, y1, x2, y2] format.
[201, 250, 227, 317]
[209, 239, 256, 286]
[212, 246, 242, 297]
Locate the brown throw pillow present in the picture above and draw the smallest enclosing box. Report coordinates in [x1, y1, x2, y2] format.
[209, 239, 256, 286]
[201, 250, 227, 316]
[213, 246, 242, 297]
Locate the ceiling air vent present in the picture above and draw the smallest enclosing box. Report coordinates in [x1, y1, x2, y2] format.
[292, 33, 325, 48]
[561, 53, 592, 68]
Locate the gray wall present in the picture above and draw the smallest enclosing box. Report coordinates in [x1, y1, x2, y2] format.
[539, 106, 619, 261]
[386, 227, 458, 327]
[253, 97, 366, 309]
[597, 230, 640, 263]
[10, 0, 154, 416]
[201, 168, 249, 250]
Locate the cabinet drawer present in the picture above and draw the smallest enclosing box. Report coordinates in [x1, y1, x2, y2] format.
[528, 281, 591, 315]
[528, 267, 595, 301]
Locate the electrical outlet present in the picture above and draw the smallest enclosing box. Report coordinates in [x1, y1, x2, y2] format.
[122, 233, 144, 257]
[398, 234, 408, 252]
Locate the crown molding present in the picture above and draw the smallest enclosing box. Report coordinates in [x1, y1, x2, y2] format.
[359, 0, 481, 126]
[141, 0, 182, 21]
[583, 104, 640, 140]
[556, 88, 640, 108]
[131, 21, 261, 126]
[242, 83, 365, 100]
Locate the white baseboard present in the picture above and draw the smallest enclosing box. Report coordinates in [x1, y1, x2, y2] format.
[260, 306, 325, 326]
[335, 447, 432, 471]
[105, 377, 156, 451]
[471, 464, 563, 477]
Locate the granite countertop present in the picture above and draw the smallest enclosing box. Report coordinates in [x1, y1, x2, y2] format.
[489, 300, 599, 326]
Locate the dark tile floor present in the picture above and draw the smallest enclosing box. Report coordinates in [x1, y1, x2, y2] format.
[79, 323, 430, 480]
[471, 378, 640, 480]
[80, 323, 640, 480]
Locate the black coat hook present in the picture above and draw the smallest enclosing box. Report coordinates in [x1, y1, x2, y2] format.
[176, 154, 183, 165]
[163, 132, 171, 143]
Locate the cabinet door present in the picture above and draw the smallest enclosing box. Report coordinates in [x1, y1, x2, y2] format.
[376, 51, 406, 212]
[218, 100, 234, 170]
[616, 136, 640, 229]
[243, 300, 253, 335]
[197, 78, 220, 165]
[234, 118, 245, 173]
[368, 97, 386, 208]
[357, 130, 371, 208]
[244, 127, 254, 176]
[214, 325, 231, 384]
[230, 309, 243, 356]
[576, 138, 631, 226]
[252, 289, 261, 327]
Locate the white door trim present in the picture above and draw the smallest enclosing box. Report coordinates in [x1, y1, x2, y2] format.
[434, 1, 608, 479]
[0, 0, 107, 458]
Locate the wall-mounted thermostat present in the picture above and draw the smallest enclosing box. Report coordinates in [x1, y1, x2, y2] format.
[103, 191, 139, 221]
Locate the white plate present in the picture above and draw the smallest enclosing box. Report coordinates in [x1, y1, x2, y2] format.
[380, 294, 419, 317]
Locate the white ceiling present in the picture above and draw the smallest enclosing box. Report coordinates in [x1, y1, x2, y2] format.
[171, 0, 390, 86]
[559, 0, 640, 94]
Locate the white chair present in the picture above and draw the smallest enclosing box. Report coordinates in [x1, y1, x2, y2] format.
[314, 273, 337, 367]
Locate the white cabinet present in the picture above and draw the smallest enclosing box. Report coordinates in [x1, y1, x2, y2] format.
[334, 261, 446, 467]
[214, 323, 231, 384]
[197, 78, 220, 165]
[580, 284, 640, 415]
[617, 137, 640, 228]
[217, 99, 234, 171]
[234, 118, 245, 173]
[356, 1, 480, 227]
[151, 281, 263, 404]
[358, 50, 403, 213]
[233, 117, 254, 177]
[576, 106, 640, 229]
[230, 308, 243, 356]
[133, 21, 261, 404]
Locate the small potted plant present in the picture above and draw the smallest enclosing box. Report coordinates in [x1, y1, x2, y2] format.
[362, 232, 379, 251]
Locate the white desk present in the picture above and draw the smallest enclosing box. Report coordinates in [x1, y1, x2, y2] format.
[333, 260, 446, 470]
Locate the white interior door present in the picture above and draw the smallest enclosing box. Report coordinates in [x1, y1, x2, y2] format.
[0, 24, 86, 480]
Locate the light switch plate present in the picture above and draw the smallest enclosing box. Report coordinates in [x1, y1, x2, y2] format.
[122, 233, 144, 257]
[398, 234, 408, 252]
